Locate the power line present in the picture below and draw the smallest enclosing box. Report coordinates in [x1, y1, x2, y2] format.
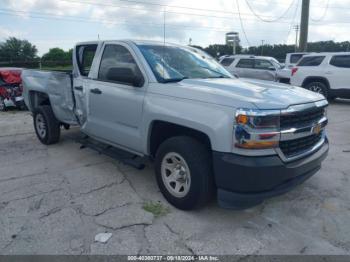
[285, 0, 300, 43]
[244, 0, 296, 22]
[0, 9, 289, 34]
[60, 0, 293, 22]
[311, 0, 329, 22]
[58, 0, 350, 25]
[236, 0, 251, 47]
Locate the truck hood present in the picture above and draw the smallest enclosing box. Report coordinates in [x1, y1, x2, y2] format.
[149, 78, 325, 110]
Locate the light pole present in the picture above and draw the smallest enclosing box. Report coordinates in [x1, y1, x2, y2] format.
[293, 25, 300, 52]
[226, 32, 240, 55]
[261, 40, 265, 55]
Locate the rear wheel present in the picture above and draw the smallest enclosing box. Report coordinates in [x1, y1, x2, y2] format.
[155, 136, 214, 210]
[305, 81, 329, 98]
[33, 105, 60, 145]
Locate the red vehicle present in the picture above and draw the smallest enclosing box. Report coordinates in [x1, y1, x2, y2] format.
[0, 68, 26, 111]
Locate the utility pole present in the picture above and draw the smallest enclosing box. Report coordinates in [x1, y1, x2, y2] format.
[261, 40, 264, 55]
[299, 0, 310, 52]
[293, 25, 299, 52]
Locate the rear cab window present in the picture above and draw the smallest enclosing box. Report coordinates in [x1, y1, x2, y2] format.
[76, 44, 98, 76]
[297, 56, 325, 67]
[236, 59, 254, 68]
[220, 57, 235, 66]
[330, 55, 350, 68]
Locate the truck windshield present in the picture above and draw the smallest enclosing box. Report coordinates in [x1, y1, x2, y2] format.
[137, 44, 232, 83]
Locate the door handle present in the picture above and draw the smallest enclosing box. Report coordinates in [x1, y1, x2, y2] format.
[90, 88, 102, 94]
[74, 86, 83, 91]
[325, 71, 332, 75]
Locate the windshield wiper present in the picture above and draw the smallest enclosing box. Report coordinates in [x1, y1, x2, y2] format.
[199, 66, 229, 78]
[162, 76, 188, 83]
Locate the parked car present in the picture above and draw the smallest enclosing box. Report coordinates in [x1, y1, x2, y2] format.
[290, 52, 350, 99]
[22, 40, 329, 210]
[0, 68, 26, 111]
[285, 52, 308, 69]
[219, 55, 289, 83]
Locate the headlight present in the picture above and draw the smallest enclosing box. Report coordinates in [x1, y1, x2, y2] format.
[234, 109, 280, 149]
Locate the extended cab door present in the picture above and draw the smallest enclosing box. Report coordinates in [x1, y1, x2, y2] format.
[73, 43, 98, 125]
[82, 42, 147, 153]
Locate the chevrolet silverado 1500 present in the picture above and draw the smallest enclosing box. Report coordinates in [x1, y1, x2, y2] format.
[22, 40, 329, 210]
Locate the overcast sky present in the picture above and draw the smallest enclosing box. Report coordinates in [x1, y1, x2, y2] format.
[1, 0, 350, 55]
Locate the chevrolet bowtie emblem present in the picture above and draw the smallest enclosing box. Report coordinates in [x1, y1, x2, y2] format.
[312, 123, 322, 135]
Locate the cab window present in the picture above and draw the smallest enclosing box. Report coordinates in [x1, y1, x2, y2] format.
[330, 55, 350, 68]
[297, 56, 325, 66]
[236, 59, 254, 68]
[76, 44, 97, 76]
[220, 57, 235, 66]
[254, 59, 273, 70]
[98, 44, 143, 85]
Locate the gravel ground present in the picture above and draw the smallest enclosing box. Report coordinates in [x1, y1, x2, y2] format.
[0, 100, 349, 255]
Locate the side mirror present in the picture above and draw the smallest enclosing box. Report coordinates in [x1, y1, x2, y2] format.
[106, 67, 144, 87]
[268, 66, 276, 71]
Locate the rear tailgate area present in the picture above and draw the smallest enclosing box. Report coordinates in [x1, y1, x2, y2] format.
[22, 70, 78, 125]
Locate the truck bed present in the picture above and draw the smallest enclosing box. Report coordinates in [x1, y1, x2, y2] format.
[22, 69, 78, 125]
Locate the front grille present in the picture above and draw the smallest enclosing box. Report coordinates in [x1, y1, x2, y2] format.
[280, 133, 323, 157]
[280, 107, 325, 129]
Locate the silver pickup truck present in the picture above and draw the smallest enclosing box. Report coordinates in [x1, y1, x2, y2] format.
[22, 40, 329, 210]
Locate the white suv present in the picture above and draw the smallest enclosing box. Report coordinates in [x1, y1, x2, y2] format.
[290, 52, 350, 99]
[219, 55, 287, 82]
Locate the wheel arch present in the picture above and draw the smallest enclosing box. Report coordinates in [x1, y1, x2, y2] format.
[148, 120, 212, 158]
[302, 76, 330, 89]
[29, 91, 51, 111]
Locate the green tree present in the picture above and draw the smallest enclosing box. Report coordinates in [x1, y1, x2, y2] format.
[41, 48, 71, 62]
[0, 37, 38, 62]
[204, 44, 242, 58]
[41, 47, 72, 68]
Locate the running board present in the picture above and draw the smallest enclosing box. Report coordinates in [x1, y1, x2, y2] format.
[77, 136, 146, 170]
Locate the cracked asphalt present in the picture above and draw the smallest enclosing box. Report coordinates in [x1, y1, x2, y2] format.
[0, 100, 350, 255]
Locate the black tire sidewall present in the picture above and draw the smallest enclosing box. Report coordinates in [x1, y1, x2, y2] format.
[33, 106, 60, 145]
[306, 82, 328, 98]
[155, 136, 213, 210]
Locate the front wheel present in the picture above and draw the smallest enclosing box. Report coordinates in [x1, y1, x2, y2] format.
[155, 136, 214, 210]
[33, 105, 60, 145]
[305, 81, 329, 98]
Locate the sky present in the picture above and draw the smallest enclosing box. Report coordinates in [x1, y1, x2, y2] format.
[0, 0, 350, 55]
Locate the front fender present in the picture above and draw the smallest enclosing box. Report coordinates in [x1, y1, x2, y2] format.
[141, 93, 235, 154]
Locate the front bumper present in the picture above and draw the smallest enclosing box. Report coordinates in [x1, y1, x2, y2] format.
[213, 139, 329, 209]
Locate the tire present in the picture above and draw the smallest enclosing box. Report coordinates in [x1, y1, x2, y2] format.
[155, 136, 214, 210]
[0, 97, 7, 112]
[305, 81, 329, 98]
[63, 123, 70, 130]
[33, 105, 60, 145]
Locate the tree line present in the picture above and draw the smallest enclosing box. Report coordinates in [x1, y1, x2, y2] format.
[1, 37, 350, 69]
[0, 37, 72, 69]
[194, 40, 350, 61]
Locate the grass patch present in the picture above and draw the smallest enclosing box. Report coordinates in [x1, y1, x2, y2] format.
[143, 201, 170, 218]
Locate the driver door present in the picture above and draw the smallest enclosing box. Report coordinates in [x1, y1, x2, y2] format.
[83, 43, 147, 153]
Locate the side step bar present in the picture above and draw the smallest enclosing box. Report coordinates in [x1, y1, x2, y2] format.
[77, 136, 146, 170]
